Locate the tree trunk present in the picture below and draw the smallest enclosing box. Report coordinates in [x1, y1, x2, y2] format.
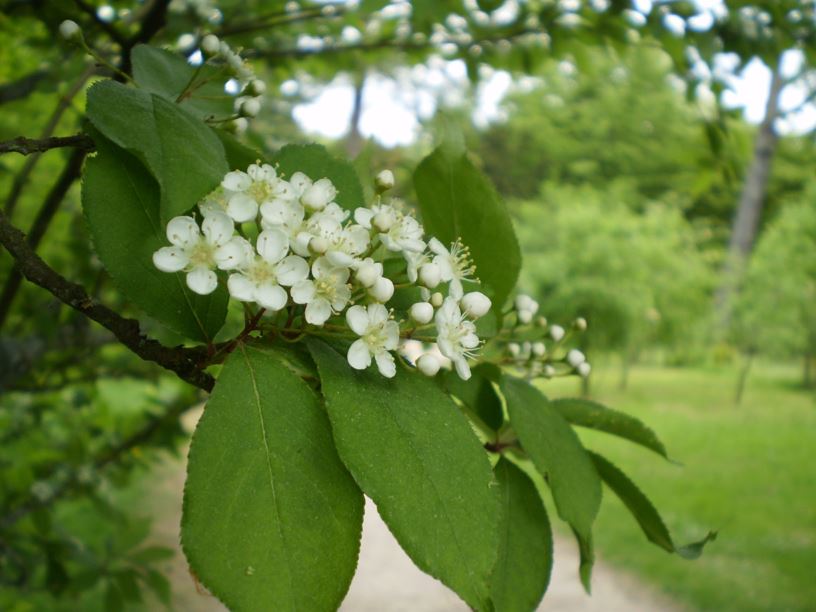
[734, 351, 754, 406]
[715, 61, 785, 332]
[344, 72, 366, 158]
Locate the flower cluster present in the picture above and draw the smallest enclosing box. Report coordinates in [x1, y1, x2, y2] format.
[153, 164, 491, 380]
[505, 294, 592, 379]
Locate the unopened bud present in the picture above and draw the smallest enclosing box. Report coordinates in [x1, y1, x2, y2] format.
[532, 341, 546, 357]
[355, 258, 381, 287]
[536, 316, 548, 328]
[460, 291, 491, 318]
[567, 349, 586, 368]
[229, 117, 249, 134]
[59, 19, 81, 40]
[430, 292, 444, 308]
[373, 211, 394, 232]
[574, 317, 587, 331]
[201, 34, 221, 57]
[543, 365, 556, 378]
[308, 236, 328, 255]
[419, 262, 441, 289]
[239, 97, 261, 118]
[508, 342, 520, 357]
[246, 79, 266, 96]
[370, 277, 394, 303]
[409, 302, 434, 324]
[417, 353, 441, 376]
[549, 324, 565, 342]
[375, 169, 395, 193]
[577, 362, 591, 377]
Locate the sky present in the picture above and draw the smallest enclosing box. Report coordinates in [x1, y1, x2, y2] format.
[287, 1, 816, 148]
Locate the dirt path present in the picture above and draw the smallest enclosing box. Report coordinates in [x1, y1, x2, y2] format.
[150, 453, 681, 612]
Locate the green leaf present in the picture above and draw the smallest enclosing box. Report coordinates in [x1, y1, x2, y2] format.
[114, 570, 142, 602]
[182, 343, 363, 611]
[271, 144, 365, 212]
[86, 79, 228, 222]
[589, 451, 717, 558]
[82, 134, 228, 342]
[500, 376, 601, 540]
[308, 339, 498, 611]
[551, 398, 670, 460]
[129, 546, 175, 565]
[143, 569, 171, 605]
[572, 526, 595, 594]
[131, 44, 236, 120]
[215, 128, 263, 170]
[413, 144, 522, 311]
[490, 458, 553, 612]
[442, 363, 504, 431]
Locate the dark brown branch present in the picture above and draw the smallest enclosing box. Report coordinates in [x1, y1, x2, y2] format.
[0, 134, 95, 156]
[0, 69, 49, 105]
[0, 208, 215, 392]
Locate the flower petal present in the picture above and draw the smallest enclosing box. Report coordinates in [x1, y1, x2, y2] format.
[255, 283, 288, 311]
[353, 207, 374, 228]
[165, 216, 200, 248]
[226, 192, 259, 223]
[305, 298, 332, 325]
[453, 356, 471, 381]
[256, 228, 289, 263]
[346, 305, 369, 336]
[375, 351, 396, 378]
[367, 303, 389, 326]
[275, 256, 309, 286]
[201, 211, 234, 246]
[222, 170, 251, 192]
[186, 266, 218, 295]
[448, 277, 464, 300]
[383, 321, 400, 350]
[227, 273, 255, 302]
[290, 280, 315, 304]
[428, 237, 447, 256]
[152, 246, 189, 272]
[214, 237, 253, 271]
[347, 339, 372, 370]
[289, 171, 312, 193]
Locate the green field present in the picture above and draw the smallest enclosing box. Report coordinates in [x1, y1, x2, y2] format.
[545, 363, 816, 612]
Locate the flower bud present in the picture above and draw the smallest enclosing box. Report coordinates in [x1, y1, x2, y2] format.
[373, 211, 394, 232]
[309, 236, 329, 255]
[543, 365, 556, 378]
[417, 353, 441, 377]
[536, 316, 548, 328]
[409, 302, 433, 324]
[521, 342, 532, 358]
[355, 258, 381, 287]
[577, 362, 591, 377]
[369, 276, 394, 302]
[430, 292, 444, 308]
[301, 178, 336, 211]
[228, 117, 249, 134]
[239, 97, 261, 118]
[419, 262, 441, 288]
[532, 341, 546, 357]
[246, 79, 266, 96]
[375, 169, 395, 193]
[574, 317, 587, 331]
[201, 34, 221, 57]
[508, 342, 520, 357]
[549, 324, 565, 342]
[460, 291, 491, 318]
[59, 19, 81, 40]
[567, 349, 586, 367]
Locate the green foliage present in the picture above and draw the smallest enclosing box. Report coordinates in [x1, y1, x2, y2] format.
[414, 143, 522, 312]
[490, 459, 553, 612]
[82, 134, 228, 342]
[182, 344, 363, 611]
[308, 339, 499, 610]
[500, 376, 601, 541]
[440, 363, 504, 431]
[85, 80, 228, 222]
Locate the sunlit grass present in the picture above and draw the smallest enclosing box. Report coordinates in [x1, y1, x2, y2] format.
[545, 361, 816, 612]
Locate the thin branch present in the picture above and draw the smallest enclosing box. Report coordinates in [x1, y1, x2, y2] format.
[0, 208, 215, 392]
[0, 134, 95, 156]
[0, 69, 49, 105]
[72, 0, 129, 47]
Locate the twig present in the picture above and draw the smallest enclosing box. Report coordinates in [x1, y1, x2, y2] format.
[0, 208, 215, 392]
[0, 134, 95, 156]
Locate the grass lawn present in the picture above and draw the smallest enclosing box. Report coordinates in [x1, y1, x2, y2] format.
[545, 362, 816, 612]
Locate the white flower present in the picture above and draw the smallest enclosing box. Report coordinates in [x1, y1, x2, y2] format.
[201, 34, 220, 57]
[435, 297, 481, 380]
[290, 256, 351, 325]
[301, 177, 337, 211]
[152, 212, 241, 295]
[346, 304, 400, 377]
[428, 238, 476, 300]
[375, 169, 395, 192]
[417, 353, 441, 376]
[418, 261, 441, 288]
[221, 163, 288, 223]
[59, 19, 80, 40]
[355, 204, 425, 254]
[404, 250, 429, 284]
[549, 324, 565, 342]
[567, 349, 586, 368]
[226, 228, 309, 311]
[577, 362, 591, 377]
[369, 276, 394, 303]
[354, 257, 383, 288]
[409, 302, 433, 324]
[460, 291, 491, 318]
[515, 294, 539, 324]
[532, 341, 546, 357]
[286, 203, 349, 257]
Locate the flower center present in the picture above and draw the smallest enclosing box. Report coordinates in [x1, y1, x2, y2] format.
[363, 324, 388, 349]
[188, 241, 216, 267]
[315, 275, 339, 300]
[248, 180, 275, 203]
[246, 259, 277, 285]
[449, 240, 476, 280]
